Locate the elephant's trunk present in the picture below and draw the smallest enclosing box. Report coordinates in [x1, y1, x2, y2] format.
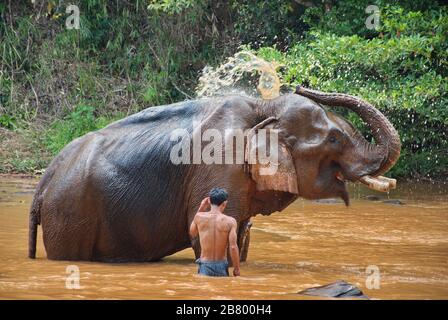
[295, 86, 401, 190]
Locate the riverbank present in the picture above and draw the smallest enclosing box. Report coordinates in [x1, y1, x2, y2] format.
[0, 127, 50, 174]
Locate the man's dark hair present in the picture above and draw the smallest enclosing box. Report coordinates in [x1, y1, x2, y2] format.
[209, 188, 228, 206]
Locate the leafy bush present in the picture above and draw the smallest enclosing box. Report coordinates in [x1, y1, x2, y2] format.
[301, 0, 441, 38]
[148, 0, 202, 14]
[44, 105, 119, 155]
[230, 0, 306, 48]
[0, 114, 17, 130]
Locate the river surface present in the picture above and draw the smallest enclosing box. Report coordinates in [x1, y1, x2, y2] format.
[0, 175, 447, 299]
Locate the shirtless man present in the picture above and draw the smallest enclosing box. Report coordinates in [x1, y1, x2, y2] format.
[189, 188, 240, 277]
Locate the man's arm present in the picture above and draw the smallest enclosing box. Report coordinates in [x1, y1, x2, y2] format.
[197, 197, 210, 213]
[189, 216, 198, 238]
[228, 218, 240, 276]
[189, 197, 210, 238]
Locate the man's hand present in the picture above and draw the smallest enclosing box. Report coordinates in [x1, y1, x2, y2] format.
[198, 197, 210, 212]
[233, 267, 240, 277]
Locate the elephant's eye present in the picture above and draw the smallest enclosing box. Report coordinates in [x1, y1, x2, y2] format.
[329, 136, 337, 143]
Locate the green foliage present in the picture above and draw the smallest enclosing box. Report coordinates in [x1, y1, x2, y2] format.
[0, 155, 46, 174]
[230, 0, 306, 48]
[257, 3, 448, 178]
[148, 0, 201, 14]
[44, 105, 120, 155]
[302, 0, 441, 37]
[0, 114, 17, 130]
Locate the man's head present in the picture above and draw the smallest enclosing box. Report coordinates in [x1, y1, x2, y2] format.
[209, 188, 228, 212]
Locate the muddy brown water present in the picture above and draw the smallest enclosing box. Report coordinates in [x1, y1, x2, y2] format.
[0, 175, 447, 299]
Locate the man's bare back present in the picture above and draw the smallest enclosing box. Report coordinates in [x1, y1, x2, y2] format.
[194, 209, 236, 261]
[190, 189, 240, 277]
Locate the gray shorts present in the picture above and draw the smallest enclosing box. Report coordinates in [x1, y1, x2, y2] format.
[196, 259, 229, 277]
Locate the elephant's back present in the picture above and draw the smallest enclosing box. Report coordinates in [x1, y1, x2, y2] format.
[40, 99, 203, 194]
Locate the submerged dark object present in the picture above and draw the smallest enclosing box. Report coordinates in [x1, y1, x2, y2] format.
[313, 198, 343, 204]
[365, 195, 381, 201]
[298, 280, 369, 299]
[382, 199, 404, 205]
[365, 196, 404, 205]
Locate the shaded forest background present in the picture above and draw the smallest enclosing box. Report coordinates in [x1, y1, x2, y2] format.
[0, 0, 447, 179]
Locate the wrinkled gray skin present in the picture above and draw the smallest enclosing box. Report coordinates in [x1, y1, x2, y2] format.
[29, 88, 400, 262]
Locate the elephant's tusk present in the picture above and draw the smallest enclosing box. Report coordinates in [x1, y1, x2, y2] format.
[377, 176, 397, 189]
[359, 175, 393, 192]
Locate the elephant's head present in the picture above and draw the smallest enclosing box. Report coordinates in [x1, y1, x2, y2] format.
[246, 86, 401, 213]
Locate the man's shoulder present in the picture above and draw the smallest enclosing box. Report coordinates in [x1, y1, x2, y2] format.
[194, 211, 208, 221]
[222, 214, 237, 226]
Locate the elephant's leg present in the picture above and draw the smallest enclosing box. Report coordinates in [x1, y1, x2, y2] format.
[227, 219, 252, 266]
[237, 219, 252, 262]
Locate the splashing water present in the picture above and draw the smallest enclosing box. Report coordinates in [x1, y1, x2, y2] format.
[195, 51, 282, 100]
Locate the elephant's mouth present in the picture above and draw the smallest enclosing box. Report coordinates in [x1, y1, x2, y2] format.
[332, 170, 349, 206]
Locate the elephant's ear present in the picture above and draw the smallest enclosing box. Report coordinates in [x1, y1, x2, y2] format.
[245, 117, 298, 214]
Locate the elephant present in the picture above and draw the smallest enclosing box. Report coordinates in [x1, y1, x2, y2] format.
[28, 86, 400, 262]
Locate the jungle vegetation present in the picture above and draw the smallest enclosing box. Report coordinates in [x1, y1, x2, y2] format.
[0, 0, 446, 179]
